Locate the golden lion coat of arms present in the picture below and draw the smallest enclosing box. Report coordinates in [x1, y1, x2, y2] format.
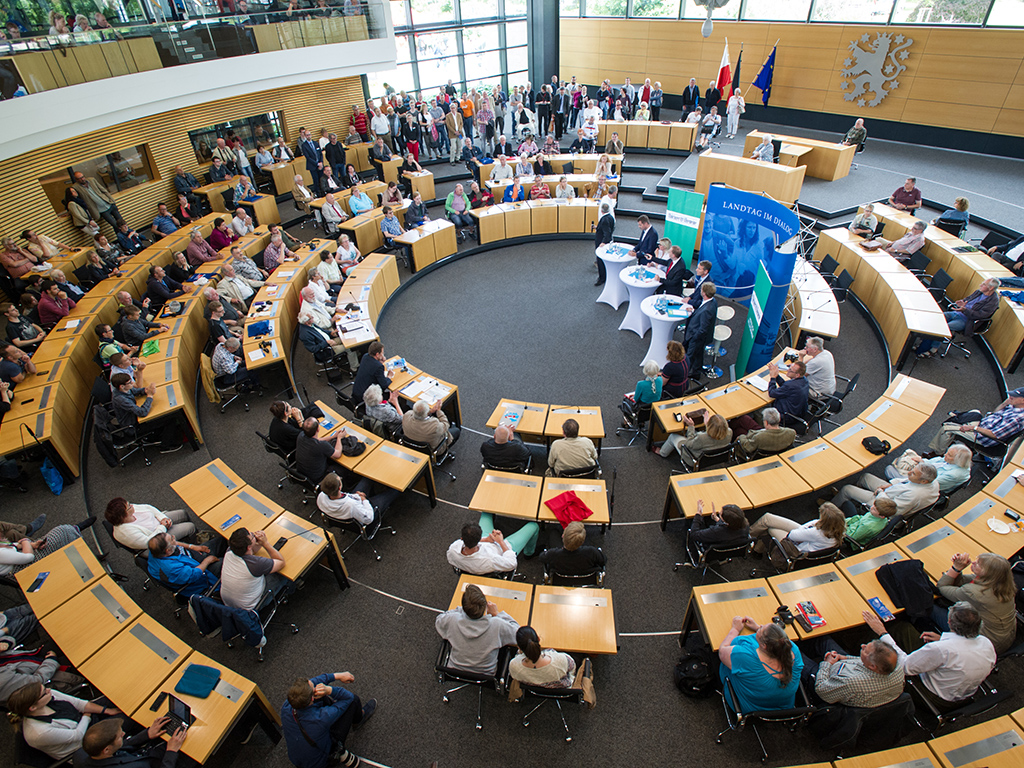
[840, 32, 913, 107]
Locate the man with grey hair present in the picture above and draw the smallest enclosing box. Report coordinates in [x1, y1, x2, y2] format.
[217, 262, 256, 308]
[885, 444, 972, 492]
[863, 602, 995, 709]
[231, 207, 255, 238]
[881, 220, 926, 260]
[914, 277, 1001, 358]
[363, 384, 402, 430]
[297, 311, 351, 367]
[230, 245, 269, 282]
[831, 462, 939, 517]
[800, 635, 903, 708]
[488, 155, 514, 182]
[211, 336, 260, 390]
[401, 399, 460, 452]
[263, 232, 297, 272]
[751, 134, 774, 162]
[799, 336, 836, 399]
[735, 407, 796, 460]
[299, 285, 333, 331]
[480, 424, 547, 469]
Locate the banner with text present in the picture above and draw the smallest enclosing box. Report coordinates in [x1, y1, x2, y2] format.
[664, 188, 705, 258]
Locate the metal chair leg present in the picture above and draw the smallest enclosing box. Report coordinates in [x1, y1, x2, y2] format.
[555, 699, 571, 742]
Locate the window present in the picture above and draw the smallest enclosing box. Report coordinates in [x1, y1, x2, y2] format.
[410, 0, 454, 24]
[465, 49, 501, 79]
[366, 63, 417, 100]
[586, 0, 627, 15]
[462, 24, 500, 52]
[39, 145, 158, 214]
[505, 20, 526, 46]
[459, 0, 499, 19]
[560, 0, 581, 15]
[395, 34, 412, 64]
[631, 0, 681, 17]
[187, 112, 285, 164]
[682, 0, 739, 18]
[742, 0, 812, 19]
[504, 0, 528, 15]
[418, 56, 462, 91]
[987, 0, 1024, 24]
[414, 30, 457, 60]
[810, 0, 896, 22]
[890, 0, 991, 23]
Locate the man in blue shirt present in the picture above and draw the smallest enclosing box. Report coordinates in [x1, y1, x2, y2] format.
[767, 359, 809, 428]
[150, 203, 180, 239]
[281, 672, 377, 768]
[146, 532, 219, 597]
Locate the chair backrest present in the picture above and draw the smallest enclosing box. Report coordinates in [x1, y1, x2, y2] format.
[482, 458, 529, 474]
[834, 269, 855, 301]
[771, 139, 782, 162]
[519, 681, 585, 703]
[934, 217, 966, 238]
[819, 254, 839, 275]
[980, 231, 1011, 251]
[699, 536, 753, 563]
[814, 692, 913, 754]
[328, 382, 358, 416]
[319, 510, 363, 537]
[561, 161, 574, 175]
[556, 463, 601, 479]
[907, 251, 931, 274]
[435, 639, 504, 685]
[929, 268, 953, 295]
[546, 566, 605, 588]
[691, 442, 734, 472]
[256, 430, 290, 461]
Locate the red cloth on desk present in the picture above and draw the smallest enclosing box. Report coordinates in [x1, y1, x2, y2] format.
[544, 490, 593, 528]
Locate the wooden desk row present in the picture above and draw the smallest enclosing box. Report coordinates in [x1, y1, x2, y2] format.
[743, 130, 857, 181]
[658, 372, 945, 527]
[786, 258, 842, 344]
[814, 227, 951, 368]
[471, 199, 602, 245]
[474, 154, 624, 181]
[484, 172, 618, 200]
[14, 539, 281, 764]
[451, 574, 617, 655]
[485, 398, 606, 452]
[595, 119, 698, 152]
[469, 471, 610, 529]
[308, 180, 387, 219]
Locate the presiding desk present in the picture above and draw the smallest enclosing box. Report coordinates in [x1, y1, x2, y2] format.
[595, 119, 698, 152]
[743, 131, 857, 181]
[695, 152, 805, 204]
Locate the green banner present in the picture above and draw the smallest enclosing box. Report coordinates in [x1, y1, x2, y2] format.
[736, 262, 772, 374]
[664, 188, 704, 258]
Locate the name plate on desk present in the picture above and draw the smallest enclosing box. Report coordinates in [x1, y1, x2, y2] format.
[775, 571, 840, 594]
[166, 386, 178, 408]
[704, 385, 743, 401]
[276, 516, 324, 545]
[208, 465, 239, 491]
[214, 679, 244, 702]
[35, 385, 54, 409]
[734, 461, 782, 478]
[700, 587, 768, 604]
[993, 474, 1019, 498]
[890, 378, 911, 400]
[657, 399, 701, 411]
[130, 624, 180, 664]
[237, 490, 276, 519]
[378, 444, 418, 463]
[789, 444, 829, 462]
[547, 483, 601, 493]
[93, 585, 132, 623]
[943, 730, 1023, 768]
[904, 526, 954, 553]
[846, 551, 903, 576]
[674, 473, 729, 487]
[166, 339, 176, 356]
[46, 360, 62, 382]
[877, 759, 936, 768]
[538, 592, 607, 607]
[955, 498, 997, 527]
[164, 362, 174, 381]
[552, 408, 598, 415]
[832, 423, 868, 443]
[461, 582, 527, 601]
[866, 400, 895, 422]
[484, 475, 538, 488]
[170, 318, 185, 335]
[65, 547, 95, 582]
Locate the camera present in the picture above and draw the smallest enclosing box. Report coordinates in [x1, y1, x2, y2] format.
[772, 605, 795, 627]
[784, 352, 798, 364]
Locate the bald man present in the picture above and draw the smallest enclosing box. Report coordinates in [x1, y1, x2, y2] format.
[480, 424, 547, 469]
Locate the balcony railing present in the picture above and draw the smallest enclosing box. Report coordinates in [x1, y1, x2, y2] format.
[0, 3, 389, 99]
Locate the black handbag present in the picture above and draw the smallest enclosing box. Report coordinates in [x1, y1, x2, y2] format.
[862, 436, 891, 455]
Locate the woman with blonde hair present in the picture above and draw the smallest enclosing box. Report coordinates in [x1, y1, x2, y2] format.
[749, 502, 846, 554]
[936, 552, 1016, 653]
[655, 411, 732, 468]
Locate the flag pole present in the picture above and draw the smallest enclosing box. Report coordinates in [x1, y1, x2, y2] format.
[745, 39, 779, 97]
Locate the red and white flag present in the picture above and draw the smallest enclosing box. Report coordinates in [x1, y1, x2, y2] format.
[716, 40, 732, 100]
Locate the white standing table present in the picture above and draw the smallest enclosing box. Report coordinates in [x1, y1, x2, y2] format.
[618, 264, 665, 336]
[595, 242, 635, 309]
[641, 295, 692, 367]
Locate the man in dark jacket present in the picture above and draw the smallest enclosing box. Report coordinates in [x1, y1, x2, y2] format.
[351, 341, 392, 403]
[145, 265, 185, 310]
[324, 133, 347, 184]
[657, 246, 692, 297]
[767, 359, 810, 427]
[539, 521, 606, 576]
[480, 425, 546, 469]
[914, 277, 1001, 357]
[74, 716, 187, 768]
[682, 281, 718, 374]
[593, 203, 615, 286]
[281, 672, 376, 768]
[682, 78, 701, 119]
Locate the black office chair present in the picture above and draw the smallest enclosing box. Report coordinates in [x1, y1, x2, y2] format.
[221, 189, 236, 211]
[100, 518, 152, 589]
[933, 216, 967, 240]
[72, 264, 97, 291]
[561, 161, 574, 175]
[953, 427, 1024, 484]
[841, 512, 904, 554]
[435, 639, 513, 731]
[906, 250, 931, 281]
[255, 430, 294, 489]
[675, 533, 752, 585]
[906, 677, 1010, 738]
[849, 140, 866, 171]
[770, 138, 783, 164]
[679, 442, 734, 473]
[556, 463, 602, 480]
[755, 540, 841, 575]
[397, 430, 457, 483]
[279, 461, 318, 506]
[543, 559, 605, 587]
[616, 399, 651, 446]
[809, 692, 914, 755]
[940, 316, 992, 360]
[931, 477, 971, 515]
[814, 254, 839, 286]
[818, 373, 859, 431]
[922, 268, 953, 306]
[91, 403, 151, 468]
[976, 231, 1010, 252]
[481, 455, 533, 475]
[833, 269, 855, 304]
[717, 677, 816, 762]
[188, 585, 298, 662]
[328, 380, 359, 417]
[788, 398, 831, 441]
[519, 663, 591, 742]
[317, 508, 395, 562]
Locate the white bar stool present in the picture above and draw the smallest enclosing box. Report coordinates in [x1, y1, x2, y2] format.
[704, 325, 732, 379]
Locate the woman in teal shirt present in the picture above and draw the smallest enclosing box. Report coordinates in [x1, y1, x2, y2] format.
[348, 188, 374, 215]
[633, 359, 663, 405]
[719, 617, 803, 713]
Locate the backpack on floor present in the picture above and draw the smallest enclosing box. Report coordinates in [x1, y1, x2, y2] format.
[674, 645, 717, 698]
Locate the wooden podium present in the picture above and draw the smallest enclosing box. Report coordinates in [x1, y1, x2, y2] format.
[694, 152, 805, 204]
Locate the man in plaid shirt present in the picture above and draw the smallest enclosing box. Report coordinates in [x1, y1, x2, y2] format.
[927, 387, 1024, 454]
[803, 637, 904, 707]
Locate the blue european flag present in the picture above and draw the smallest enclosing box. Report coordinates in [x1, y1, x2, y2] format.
[752, 45, 777, 107]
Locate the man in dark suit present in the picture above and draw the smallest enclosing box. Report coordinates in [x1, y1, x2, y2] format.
[682, 78, 701, 119]
[683, 281, 717, 375]
[323, 133, 347, 185]
[369, 138, 393, 181]
[298, 127, 324, 196]
[593, 203, 615, 286]
[989, 235, 1024, 273]
[657, 246, 691, 296]
[767, 359, 810, 428]
[704, 81, 721, 115]
[687, 259, 712, 306]
[629, 215, 659, 264]
[553, 87, 571, 141]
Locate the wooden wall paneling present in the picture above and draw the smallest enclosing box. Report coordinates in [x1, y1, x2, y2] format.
[901, 100, 1000, 132]
[910, 77, 1010, 108]
[913, 54, 1018, 84]
[993, 108, 1024, 136]
[1006, 85, 1024, 112]
[922, 28, 1024, 58]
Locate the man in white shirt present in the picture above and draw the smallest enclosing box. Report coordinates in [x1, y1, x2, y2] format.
[217, 262, 257, 308]
[583, 99, 602, 125]
[831, 463, 939, 516]
[316, 472, 400, 537]
[370, 108, 392, 150]
[881, 220, 926, 259]
[273, 136, 294, 162]
[221, 527, 287, 611]
[863, 602, 995, 708]
[230, 207, 255, 238]
[446, 517, 539, 573]
[104, 497, 195, 550]
[299, 285, 333, 331]
[321, 193, 349, 236]
[799, 336, 836, 399]
[489, 155, 514, 182]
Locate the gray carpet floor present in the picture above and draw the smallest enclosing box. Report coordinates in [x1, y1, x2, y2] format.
[3, 131, 1024, 768]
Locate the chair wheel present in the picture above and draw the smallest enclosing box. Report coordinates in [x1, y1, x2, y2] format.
[523, 722, 529, 729]
[278, 483, 284, 489]
[292, 627, 300, 634]
[475, 723, 482, 731]
[375, 554, 382, 561]
[390, 529, 397, 535]
[442, 696, 450, 704]
[672, 565, 678, 571]
[565, 736, 572, 742]
[244, 404, 250, 412]
[716, 738, 723, 744]
[142, 583, 150, 591]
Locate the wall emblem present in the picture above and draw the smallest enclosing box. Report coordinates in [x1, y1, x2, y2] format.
[840, 32, 913, 107]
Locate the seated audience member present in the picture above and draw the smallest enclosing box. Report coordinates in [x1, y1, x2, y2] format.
[0, 344, 36, 386]
[93, 235, 129, 269]
[37, 280, 76, 328]
[268, 401, 304, 452]
[317, 471, 398, 535]
[880, 220, 926, 261]
[503, 177, 525, 203]
[935, 552, 1016, 654]
[468, 181, 493, 209]
[509, 626, 578, 688]
[799, 637, 903, 708]
[104, 497, 194, 550]
[316, 251, 344, 291]
[150, 203, 180, 238]
[292, 174, 315, 215]
[767, 359, 809, 428]
[212, 336, 260, 390]
[885, 444, 971, 492]
[655, 411, 732, 469]
[295, 417, 345, 483]
[539, 520, 605, 576]
[689, 501, 751, 549]
[0, 520, 93, 575]
[843, 496, 898, 547]
[74, 716, 188, 768]
[81, 252, 115, 285]
[21, 229, 71, 261]
[116, 223, 147, 255]
[221, 527, 286, 611]
[401, 399, 460, 452]
[165, 252, 194, 284]
[849, 204, 878, 237]
[914, 277, 1000, 358]
[863, 602, 995, 710]
[96, 325, 133, 365]
[216, 262, 257, 307]
[630, 360, 663, 407]
[321, 193, 349, 236]
[232, 245, 270, 282]
[832, 463, 939, 517]
[109, 373, 181, 454]
[605, 131, 624, 155]
[172, 165, 201, 203]
[735, 408, 796, 460]
[4, 303, 45, 351]
[207, 302, 234, 346]
[120, 306, 166, 348]
[749, 502, 847, 554]
[297, 311, 350, 367]
[661, 340, 689, 398]
[554, 176, 575, 200]
[145, 266, 184, 308]
[934, 196, 970, 227]
[888, 176, 922, 215]
[186, 229, 219, 266]
[50, 270, 85, 301]
[362, 384, 402, 432]
[719, 618, 803, 712]
[842, 117, 867, 147]
[448, 510, 540, 572]
[6, 682, 120, 761]
[480, 424, 546, 468]
[547, 418, 598, 476]
[348, 187, 375, 216]
[926, 388, 1024, 454]
[382, 180, 403, 206]
[987, 233, 1024, 273]
[750, 134, 774, 162]
[263, 233, 298, 272]
[108, 353, 144, 388]
[435, 583, 519, 675]
[799, 337, 836, 400]
[404, 192, 429, 229]
[208, 218, 239, 251]
[0, 237, 39, 287]
[281, 672, 375, 768]
[231, 208, 255, 237]
[379, 205, 405, 251]
[0, 647, 80, 710]
[489, 155, 514, 182]
[146, 532, 219, 596]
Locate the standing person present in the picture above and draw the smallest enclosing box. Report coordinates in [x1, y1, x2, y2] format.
[444, 103, 461, 164]
[459, 92, 475, 141]
[726, 90, 745, 139]
[281, 672, 376, 768]
[682, 77, 701, 119]
[535, 85, 551, 138]
[593, 203, 615, 287]
[649, 81, 664, 121]
[553, 86, 570, 142]
[683, 282, 718, 375]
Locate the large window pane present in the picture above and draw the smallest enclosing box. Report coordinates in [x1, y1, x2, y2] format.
[414, 31, 457, 60]
[505, 0, 528, 15]
[367, 64, 417, 100]
[506, 20, 527, 47]
[983, 0, 1024, 24]
[396, 34, 412, 63]
[743, 0, 811, 19]
[411, 0, 455, 24]
[504, 71, 528, 89]
[561, 0, 581, 15]
[459, 0, 499, 19]
[465, 50, 502, 79]
[891, 0, 990, 23]
[586, 0, 627, 15]
[505, 46, 528, 76]
[462, 24, 501, 52]
[418, 55, 462, 91]
[682, 0, 738, 18]
[811, 0, 895, 22]
[631, 0, 681, 17]
[389, 0, 412, 29]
